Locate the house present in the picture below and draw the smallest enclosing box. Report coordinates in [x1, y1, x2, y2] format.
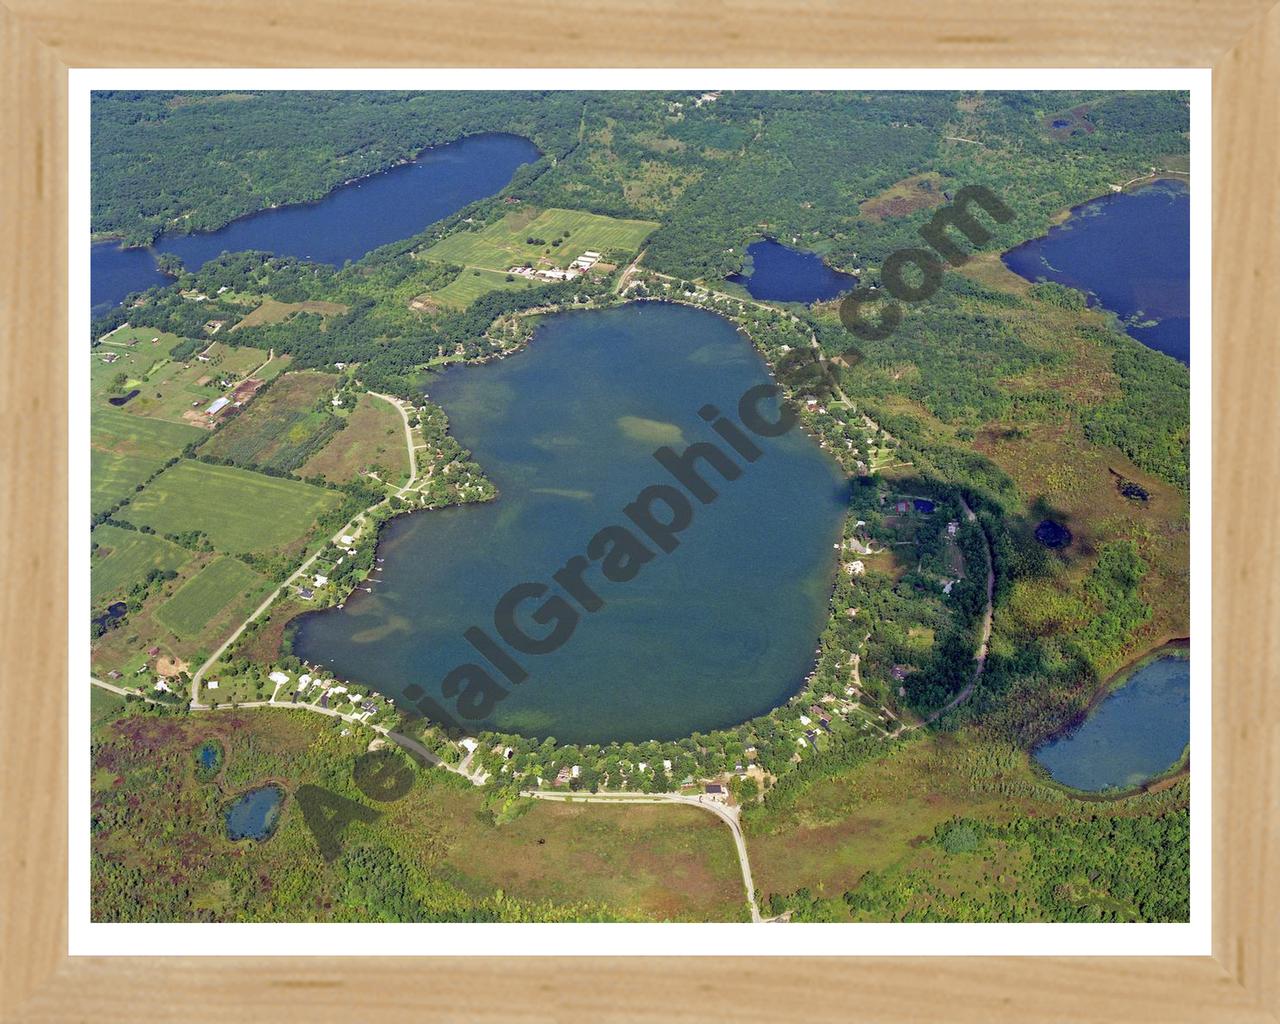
[205, 681, 218, 690]
[205, 396, 230, 416]
[890, 665, 911, 682]
[662, 759, 672, 773]
[299, 674, 312, 686]
[147, 646, 161, 656]
[704, 784, 724, 795]
[459, 737, 479, 753]
[101, 352, 119, 364]
[570, 765, 581, 779]
[845, 560, 865, 576]
[554, 766, 573, 786]
[154, 680, 171, 693]
[297, 587, 315, 600]
[799, 714, 812, 726]
[313, 575, 329, 587]
[947, 520, 959, 536]
[268, 670, 290, 685]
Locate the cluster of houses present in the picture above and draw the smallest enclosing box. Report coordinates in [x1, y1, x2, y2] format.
[507, 249, 604, 283]
[264, 669, 385, 720]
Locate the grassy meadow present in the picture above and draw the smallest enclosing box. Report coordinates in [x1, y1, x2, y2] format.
[154, 555, 269, 638]
[120, 460, 341, 554]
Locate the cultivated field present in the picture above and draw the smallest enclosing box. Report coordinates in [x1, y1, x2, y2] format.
[154, 555, 268, 638]
[230, 298, 348, 332]
[91, 524, 193, 602]
[427, 267, 536, 309]
[200, 370, 338, 472]
[422, 207, 657, 274]
[296, 393, 410, 486]
[91, 407, 204, 513]
[121, 460, 342, 554]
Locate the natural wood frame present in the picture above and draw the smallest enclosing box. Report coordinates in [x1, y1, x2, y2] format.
[2, 2, 1276, 1019]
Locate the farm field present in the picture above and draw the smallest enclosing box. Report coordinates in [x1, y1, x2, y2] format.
[155, 555, 268, 638]
[91, 449, 168, 515]
[91, 524, 193, 602]
[93, 336, 275, 427]
[296, 393, 410, 486]
[90, 708, 749, 922]
[230, 298, 348, 332]
[422, 207, 657, 275]
[91, 408, 205, 514]
[121, 460, 342, 554]
[200, 370, 339, 472]
[427, 267, 536, 309]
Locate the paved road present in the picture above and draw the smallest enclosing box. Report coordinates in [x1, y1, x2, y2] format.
[94, 677, 481, 785]
[190, 391, 419, 707]
[526, 788, 761, 922]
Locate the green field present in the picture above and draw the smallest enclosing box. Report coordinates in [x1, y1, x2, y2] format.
[422, 207, 657, 274]
[155, 555, 267, 638]
[91, 405, 203, 522]
[428, 267, 538, 309]
[199, 370, 338, 472]
[91, 450, 169, 514]
[122, 460, 341, 553]
[92, 406, 204, 458]
[296, 393, 410, 486]
[91, 524, 193, 602]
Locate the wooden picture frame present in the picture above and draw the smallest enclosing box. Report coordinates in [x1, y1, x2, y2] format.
[2, 3, 1276, 1019]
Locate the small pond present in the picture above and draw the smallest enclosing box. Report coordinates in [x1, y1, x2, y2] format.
[225, 784, 285, 841]
[195, 739, 224, 780]
[727, 240, 857, 304]
[1032, 655, 1190, 792]
[107, 389, 140, 407]
[92, 601, 127, 631]
[1035, 519, 1073, 548]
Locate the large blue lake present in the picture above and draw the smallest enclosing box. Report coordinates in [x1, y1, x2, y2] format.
[727, 240, 857, 304]
[294, 302, 849, 744]
[91, 132, 541, 314]
[1002, 180, 1190, 364]
[1032, 655, 1190, 792]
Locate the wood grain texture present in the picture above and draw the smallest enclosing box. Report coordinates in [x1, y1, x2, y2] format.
[0, 1, 1276, 1020]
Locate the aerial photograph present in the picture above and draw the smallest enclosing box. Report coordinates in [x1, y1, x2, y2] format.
[88, 88, 1191, 924]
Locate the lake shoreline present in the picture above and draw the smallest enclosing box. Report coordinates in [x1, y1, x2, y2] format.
[93, 130, 544, 251]
[287, 299, 852, 746]
[1026, 639, 1191, 799]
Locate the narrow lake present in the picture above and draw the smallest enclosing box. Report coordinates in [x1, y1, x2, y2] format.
[1002, 179, 1190, 364]
[91, 132, 541, 314]
[727, 239, 857, 303]
[1032, 655, 1190, 792]
[224, 784, 284, 841]
[294, 302, 849, 744]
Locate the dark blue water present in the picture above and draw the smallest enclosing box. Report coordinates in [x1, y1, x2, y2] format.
[727, 240, 857, 304]
[1002, 180, 1190, 365]
[294, 302, 849, 744]
[225, 784, 284, 841]
[91, 133, 541, 314]
[1033, 656, 1190, 791]
[92, 601, 127, 630]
